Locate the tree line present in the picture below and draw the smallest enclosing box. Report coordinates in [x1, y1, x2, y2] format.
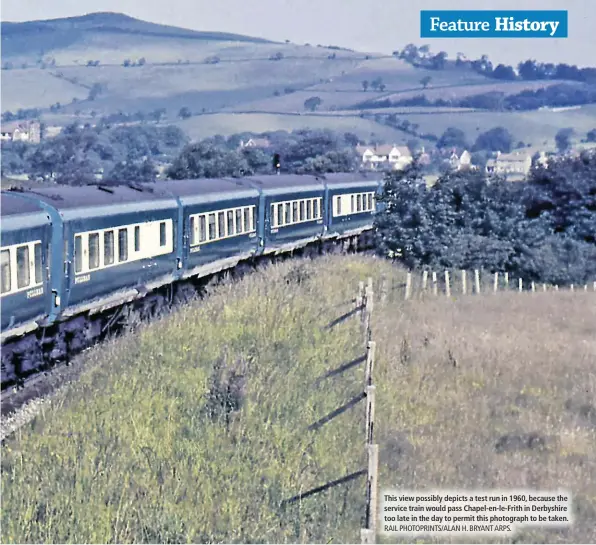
[356, 83, 596, 112]
[374, 152, 596, 285]
[1, 125, 362, 183]
[395, 44, 596, 84]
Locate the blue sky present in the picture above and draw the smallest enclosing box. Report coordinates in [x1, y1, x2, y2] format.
[2, 0, 593, 67]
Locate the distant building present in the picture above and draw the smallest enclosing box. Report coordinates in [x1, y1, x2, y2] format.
[356, 144, 412, 171]
[486, 151, 532, 179]
[239, 138, 271, 149]
[0, 121, 41, 143]
[448, 149, 474, 171]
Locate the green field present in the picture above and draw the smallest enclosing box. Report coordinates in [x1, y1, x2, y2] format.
[2, 13, 595, 149]
[2, 256, 595, 543]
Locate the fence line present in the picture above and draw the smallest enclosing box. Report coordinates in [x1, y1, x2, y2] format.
[403, 269, 596, 300]
[361, 279, 378, 544]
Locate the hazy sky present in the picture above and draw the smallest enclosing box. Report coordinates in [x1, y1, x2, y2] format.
[2, 0, 594, 67]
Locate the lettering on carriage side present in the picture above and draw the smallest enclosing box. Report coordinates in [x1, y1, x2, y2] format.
[271, 228, 279, 234]
[190, 246, 201, 253]
[27, 287, 44, 299]
[74, 274, 91, 284]
[249, 233, 257, 238]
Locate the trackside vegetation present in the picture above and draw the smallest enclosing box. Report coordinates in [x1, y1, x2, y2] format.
[2, 256, 596, 543]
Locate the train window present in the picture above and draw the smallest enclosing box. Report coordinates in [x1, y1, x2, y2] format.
[292, 202, 298, 223]
[284, 203, 291, 224]
[276, 204, 282, 226]
[160, 222, 167, 247]
[357, 194, 362, 212]
[369, 194, 374, 210]
[299, 201, 305, 221]
[75, 236, 83, 273]
[243, 208, 250, 232]
[104, 231, 114, 266]
[190, 216, 197, 245]
[314, 199, 320, 219]
[208, 214, 216, 241]
[270, 204, 276, 228]
[16, 246, 30, 288]
[227, 210, 235, 236]
[1, 250, 10, 294]
[235, 209, 243, 234]
[306, 200, 312, 220]
[34, 243, 43, 284]
[336, 196, 341, 215]
[218, 212, 225, 238]
[199, 216, 207, 242]
[134, 226, 141, 252]
[351, 195, 355, 213]
[88, 233, 100, 270]
[118, 229, 128, 262]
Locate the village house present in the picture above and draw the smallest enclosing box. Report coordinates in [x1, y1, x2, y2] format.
[486, 150, 532, 179]
[238, 138, 271, 149]
[0, 121, 42, 144]
[448, 149, 474, 171]
[356, 144, 412, 171]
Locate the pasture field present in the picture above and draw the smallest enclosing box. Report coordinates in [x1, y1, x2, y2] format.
[174, 112, 413, 142]
[1, 255, 595, 544]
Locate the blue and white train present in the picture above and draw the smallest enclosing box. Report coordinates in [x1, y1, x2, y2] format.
[1, 172, 383, 384]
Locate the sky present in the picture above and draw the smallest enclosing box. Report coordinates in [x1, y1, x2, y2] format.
[2, 0, 594, 67]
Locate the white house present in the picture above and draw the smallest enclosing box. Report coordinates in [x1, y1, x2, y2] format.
[448, 149, 474, 170]
[238, 138, 271, 149]
[486, 151, 532, 179]
[356, 144, 412, 171]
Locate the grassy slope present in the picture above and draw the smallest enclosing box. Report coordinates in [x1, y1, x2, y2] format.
[2, 256, 595, 543]
[3, 14, 595, 146]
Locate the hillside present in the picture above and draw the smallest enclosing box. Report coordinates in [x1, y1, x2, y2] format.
[1, 12, 595, 148]
[2, 256, 595, 543]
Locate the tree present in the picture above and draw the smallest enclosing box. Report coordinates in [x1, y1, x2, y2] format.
[430, 51, 448, 70]
[555, 128, 574, 153]
[585, 129, 596, 142]
[362, 80, 369, 92]
[104, 156, 157, 183]
[178, 106, 192, 119]
[138, 57, 146, 66]
[167, 142, 251, 179]
[492, 64, 517, 80]
[123, 59, 131, 67]
[88, 83, 105, 101]
[436, 127, 468, 149]
[473, 127, 514, 153]
[420, 76, 432, 89]
[303, 96, 322, 111]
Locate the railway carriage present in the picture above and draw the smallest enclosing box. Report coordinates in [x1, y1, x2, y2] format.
[1, 193, 52, 336]
[324, 173, 382, 238]
[1, 172, 385, 385]
[246, 174, 327, 255]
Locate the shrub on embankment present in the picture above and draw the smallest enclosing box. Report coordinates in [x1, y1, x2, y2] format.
[2, 256, 596, 544]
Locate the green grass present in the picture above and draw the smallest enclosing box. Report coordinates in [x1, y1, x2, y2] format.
[174, 112, 413, 142]
[2, 256, 596, 544]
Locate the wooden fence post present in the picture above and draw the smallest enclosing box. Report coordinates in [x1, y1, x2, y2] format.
[493, 272, 499, 293]
[405, 272, 412, 300]
[542, 283, 547, 292]
[461, 270, 467, 295]
[357, 281, 365, 313]
[380, 275, 387, 304]
[518, 278, 523, 292]
[422, 270, 428, 292]
[555, 285, 559, 291]
[584, 284, 588, 292]
[504, 272, 509, 290]
[365, 341, 376, 387]
[432, 271, 438, 296]
[445, 270, 451, 297]
[531, 281, 536, 292]
[474, 269, 480, 294]
[593, 281, 596, 292]
[570, 284, 574, 292]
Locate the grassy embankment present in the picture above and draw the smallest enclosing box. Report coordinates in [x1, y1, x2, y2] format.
[1, 255, 595, 543]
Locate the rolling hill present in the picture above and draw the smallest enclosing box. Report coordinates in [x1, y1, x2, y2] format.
[1, 12, 595, 148]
